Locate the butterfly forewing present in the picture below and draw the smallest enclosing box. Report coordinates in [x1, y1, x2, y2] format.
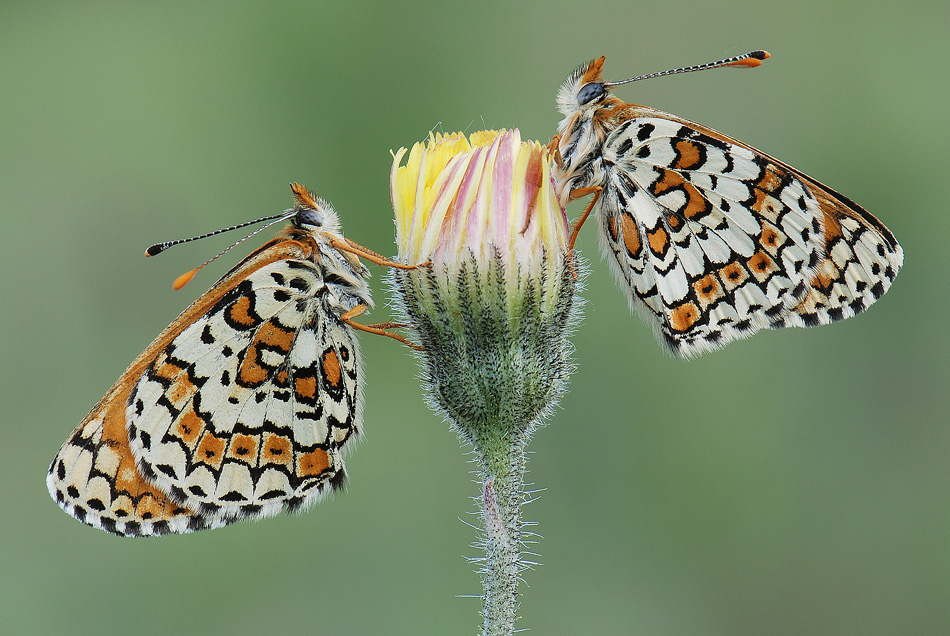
[127, 258, 360, 521]
[48, 187, 370, 536]
[556, 58, 902, 356]
[596, 113, 828, 355]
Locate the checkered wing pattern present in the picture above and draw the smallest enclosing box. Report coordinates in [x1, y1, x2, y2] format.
[592, 111, 902, 356]
[48, 196, 368, 537]
[127, 258, 361, 523]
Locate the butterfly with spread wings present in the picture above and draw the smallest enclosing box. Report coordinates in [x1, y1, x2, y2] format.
[553, 51, 902, 357]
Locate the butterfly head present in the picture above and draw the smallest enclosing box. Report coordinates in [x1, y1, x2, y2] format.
[556, 55, 617, 118]
[290, 182, 341, 235]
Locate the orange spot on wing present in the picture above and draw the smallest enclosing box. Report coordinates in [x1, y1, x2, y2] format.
[756, 165, 785, 194]
[693, 274, 723, 308]
[651, 168, 686, 196]
[110, 440, 146, 496]
[619, 212, 642, 257]
[262, 433, 292, 467]
[747, 250, 778, 281]
[235, 319, 295, 388]
[669, 302, 701, 332]
[134, 493, 166, 520]
[298, 449, 331, 478]
[821, 208, 842, 242]
[681, 183, 708, 219]
[172, 406, 205, 449]
[647, 226, 669, 256]
[718, 261, 749, 291]
[652, 169, 708, 219]
[255, 320, 295, 354]
[227, 434, 259, 462]
[751, 191, 782, 220]
[195, 431, 226, 470]
[228, 296, 259, 328]
[152, 358, 184, 382]
[238, 344, 269, 387]
[673, 140, 703, 170]
[167, 373, 197, 407]
[294, 375, 317, 400]
[322, 350, 341, 388]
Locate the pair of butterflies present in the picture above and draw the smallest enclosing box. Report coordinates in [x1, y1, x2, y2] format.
[48, 51, 902, 536]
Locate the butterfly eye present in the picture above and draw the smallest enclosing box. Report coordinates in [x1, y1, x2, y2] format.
[295, 208, 324, 228]
[577, 82, 606, 106]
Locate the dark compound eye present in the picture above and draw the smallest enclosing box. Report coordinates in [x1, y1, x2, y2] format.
[577, 82, 606, 105]
[294, 209, 323, 227]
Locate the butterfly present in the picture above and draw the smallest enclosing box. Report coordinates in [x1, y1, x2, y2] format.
[47, 183, 417, 536]
[553, 51, 903, 357]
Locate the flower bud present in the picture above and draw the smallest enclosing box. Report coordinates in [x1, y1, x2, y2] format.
[389, 129, 580, 440]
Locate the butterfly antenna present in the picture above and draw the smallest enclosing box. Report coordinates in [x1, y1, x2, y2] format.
[605, 50, 769, 88]
[145, 213, 293, 257]
[147, 212, 296, 290]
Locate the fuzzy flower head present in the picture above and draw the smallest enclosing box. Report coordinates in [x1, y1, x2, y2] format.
[389, 129, 580, 439]
[391, 129, 570, 310]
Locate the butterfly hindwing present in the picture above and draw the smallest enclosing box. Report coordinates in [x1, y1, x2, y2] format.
[769, 167, 902, 330]
[594, 110, 901, 356]
[46, 385, 224, 537]
[127, 257, 361, 522]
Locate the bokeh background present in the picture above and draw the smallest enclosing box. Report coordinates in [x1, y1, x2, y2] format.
[3, 1, 947, 634]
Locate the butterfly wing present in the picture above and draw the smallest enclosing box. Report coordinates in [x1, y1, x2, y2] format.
[48, 239, 363, 536]
[593, 109, 902, 356]
[47, 381, 221, 537]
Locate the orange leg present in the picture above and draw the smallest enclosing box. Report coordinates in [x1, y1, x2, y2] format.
[567, 186, 602, 252]
[328, 236, 429, 270]
[563, 185, 603, 280]
[546, 134, 563, 167]
[340, 305, 423, 351]
[363, 321, 408, 330]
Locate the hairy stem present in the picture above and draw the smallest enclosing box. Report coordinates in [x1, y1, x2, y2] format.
[475, 434, 527, 636]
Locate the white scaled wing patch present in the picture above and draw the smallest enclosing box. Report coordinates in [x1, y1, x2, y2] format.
[127, 259, 362, 524]
[593, 115, 900, 356]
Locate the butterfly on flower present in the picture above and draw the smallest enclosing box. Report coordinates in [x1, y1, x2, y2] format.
[553, 51, 902, 357]
[47, 183, 418, 537]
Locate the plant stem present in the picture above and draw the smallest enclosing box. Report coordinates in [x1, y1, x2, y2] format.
[474, 434, 527, 636]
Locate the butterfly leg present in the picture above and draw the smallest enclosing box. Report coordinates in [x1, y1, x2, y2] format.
[340, 305, 423, 351]
[328, 237, 431, 270]
[567, 186, 602, 252]
[546, 134, 563, 167]
[362, 321, 409, 330]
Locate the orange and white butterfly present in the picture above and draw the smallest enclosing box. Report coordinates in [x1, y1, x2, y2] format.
[554, 51, 903, 357]
[48, 184, 415, 536]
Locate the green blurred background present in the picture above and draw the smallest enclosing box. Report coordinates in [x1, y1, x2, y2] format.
[3, 1, 947, 634]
